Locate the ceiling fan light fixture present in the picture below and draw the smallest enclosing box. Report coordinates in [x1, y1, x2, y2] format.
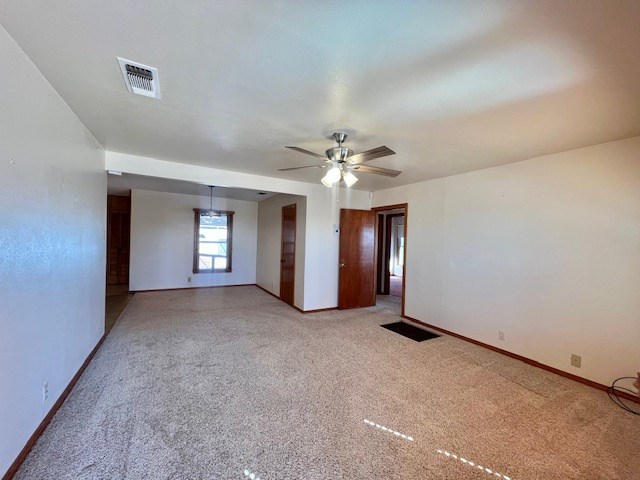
[321, 175, 334, 188]
[322, 166, 341, 187]
[282, 132, 400, 185]
[342, 170, 358, 187]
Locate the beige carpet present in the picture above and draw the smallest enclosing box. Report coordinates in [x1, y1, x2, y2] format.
[389, 275, 402, 297]
[105, 291, 133, 334]
[377, 294, 401, 314]
[15, 286, 640, 479]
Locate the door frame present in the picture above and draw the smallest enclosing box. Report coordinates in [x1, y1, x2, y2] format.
[106, 194, 131, 286]
[371, 203, 408, 316]
[280, 203, 296, 307]
[380, 213, 404, 295]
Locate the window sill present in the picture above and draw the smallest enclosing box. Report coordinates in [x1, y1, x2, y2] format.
[193, 269, 232, 274]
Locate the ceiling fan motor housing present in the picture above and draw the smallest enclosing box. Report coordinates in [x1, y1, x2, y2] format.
[326, 146, 353, 162]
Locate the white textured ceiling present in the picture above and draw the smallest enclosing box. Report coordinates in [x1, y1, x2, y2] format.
[2, 1, 640, 191]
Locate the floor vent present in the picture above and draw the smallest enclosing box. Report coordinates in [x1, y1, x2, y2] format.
[117, 57, 160, 99]
[381, 322, 441, 342]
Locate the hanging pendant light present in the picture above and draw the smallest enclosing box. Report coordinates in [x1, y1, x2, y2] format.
[205, 185, 221, 216]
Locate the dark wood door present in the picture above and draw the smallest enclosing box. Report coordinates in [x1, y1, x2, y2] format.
[107, 195, 131, 285]
[280, 204, 296, 306]
[338, 209, 377, 309]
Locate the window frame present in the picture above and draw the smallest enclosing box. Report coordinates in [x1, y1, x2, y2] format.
[192, 208, 234, 274]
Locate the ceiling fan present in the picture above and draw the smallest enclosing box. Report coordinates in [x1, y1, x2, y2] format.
[278, 132, 401, 187]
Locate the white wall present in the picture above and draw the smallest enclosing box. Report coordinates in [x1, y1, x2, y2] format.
[0, 26, 106, 477]
[300, 187, 372, 310]
[107, 152, 372, 309]
[373, 137, 640, 386]
[130, 190, 258, 291]
[257, 194, 307, 308]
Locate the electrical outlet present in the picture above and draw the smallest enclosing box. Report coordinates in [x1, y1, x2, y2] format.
[571, 354, 581, 368]
[498, 331, 506, 341]
[187, 276, 192, 284]
[42, 382, 48, 403]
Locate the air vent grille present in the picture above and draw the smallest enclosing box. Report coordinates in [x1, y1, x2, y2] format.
[117, 57, 160, 99]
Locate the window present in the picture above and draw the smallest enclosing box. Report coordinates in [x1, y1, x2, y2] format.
[193, 209, 233, 273]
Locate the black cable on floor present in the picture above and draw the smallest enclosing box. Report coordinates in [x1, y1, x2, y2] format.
[607, 377, 640, 416]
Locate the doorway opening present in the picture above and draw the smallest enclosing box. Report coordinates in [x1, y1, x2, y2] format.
[280, 204, 296, 307]
[106, 194, 132, 333]
[372, 204, 407, 316]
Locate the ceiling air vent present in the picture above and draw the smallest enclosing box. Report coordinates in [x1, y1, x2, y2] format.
[117, 57, 161, 99]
